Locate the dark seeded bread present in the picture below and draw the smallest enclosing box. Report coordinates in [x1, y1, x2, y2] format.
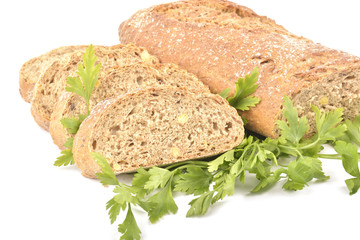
[73, 86, 243, 178]
[19, 45, 88, 102]
[50, 62, 210, 149]
[119, 0, 360, 138]
[30, 44, 159, 131]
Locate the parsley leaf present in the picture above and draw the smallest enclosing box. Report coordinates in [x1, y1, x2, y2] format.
[345, 178, 360, 195]
[144, 167, 173, 190]
[174, 166, 212, 195]
[186, 191, 215, 217]
[91, 152, 119, 186]
[63, 137, 74, 149]
[208, 149, 235, 172]
[284, 157, 329, 190]
[54, 148, 74, 167]
[118, 204, 141, 240]
[60, 114, 87, 134]
[312, 105, 346, 142]
[220, 68, 260, 111]
[132, 168, 152, 199]
[212, 173, 236, 203]
[334, 141, 360, 178]
[144, 179, 178, 223]
[65, 44, 101, 115]
[251, 168, 286, 192]
[218, 88, 230, 99]
[334, 141, 360, 195]
[344, 115, 360, 146]
[106, 197, 123, 224]
[277, 96, 309, 144]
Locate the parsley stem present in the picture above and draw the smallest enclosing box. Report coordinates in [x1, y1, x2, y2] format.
[318, 153, 360, 161]
[86, 100, 90, 116]
[298, 138, 320, 150]
[317, 154, 342, 160]
[165, 160, 209, 170]
[278, 145, 303, 158]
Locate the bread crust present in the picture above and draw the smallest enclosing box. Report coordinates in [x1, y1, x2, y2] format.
[73, 86, 244, 178]
[50, 92, 73, 149]
[118, 0, 360, 138]
[73, 96, 120, 178]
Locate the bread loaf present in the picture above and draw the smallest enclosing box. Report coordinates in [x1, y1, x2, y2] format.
[119, 0, 360, 138]
[73, 86, 244, 178]
[50, 62, 209, 149]
[30, 44, 159, 131]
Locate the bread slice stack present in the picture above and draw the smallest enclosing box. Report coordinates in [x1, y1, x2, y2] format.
[19, 45, 88, 103]
[50, 62, 210, 149]
[30, 44, 159, 130]
[20, 43, 245, 177]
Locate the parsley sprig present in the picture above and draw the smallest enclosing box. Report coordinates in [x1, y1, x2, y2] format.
[66, 44, 101, 115]
[219, 67, 261, 112]
[54, 58, 360, 239]
[93, 91, 360, 239]
[55, 45, 100, 167]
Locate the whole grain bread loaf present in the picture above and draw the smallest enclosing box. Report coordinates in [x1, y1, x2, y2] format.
[19, 45, 88, 102]
[119, 0, 360, 138]
[73, 86, 244, 178]
[31, 44, 159, 131]
[50, 62, 209, 149]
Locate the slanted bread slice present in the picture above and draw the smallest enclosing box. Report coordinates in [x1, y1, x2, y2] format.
[50, 63, 210, 149]
[31, 44, 159, 131]
[19, 45, 88, 102]
[73, 86, 244, 178]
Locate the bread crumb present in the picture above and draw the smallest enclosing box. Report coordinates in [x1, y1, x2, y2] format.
[177, 113, 188, 124]
[320, 97, 328, 105]
[140, 51, 152, 63]
[171, 147, 181, 158]
[113, 163, 121, 171]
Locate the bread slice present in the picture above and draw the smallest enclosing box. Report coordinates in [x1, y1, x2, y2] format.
[31, 44, 159, 131]
[119, 0, 360, 138]
[50, 63, 210, 149]
[19, 45, 88, 102]
[73, 86, 244, 178]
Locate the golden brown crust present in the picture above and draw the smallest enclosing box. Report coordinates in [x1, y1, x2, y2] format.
[118, 0, 360, 138]
[30, 101, 51, 131]
[73, 96, 122, 178]
[49, 92, 73, 150]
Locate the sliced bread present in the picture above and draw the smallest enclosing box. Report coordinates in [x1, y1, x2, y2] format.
[50, 62, 210, 149]
[30, 44, 159, 131]
[19, 45, 88, 102]
[73, 86, 244, 178]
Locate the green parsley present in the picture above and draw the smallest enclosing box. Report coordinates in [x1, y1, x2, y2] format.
[65, 44, 101, 115]
[55, 45, 100, 167]
[92, 69, 360, 239]
[219, 67, 261, 111]
[55, 60, 360, 239]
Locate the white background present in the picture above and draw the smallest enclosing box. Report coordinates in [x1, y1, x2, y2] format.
[1, 0, 360, 239]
